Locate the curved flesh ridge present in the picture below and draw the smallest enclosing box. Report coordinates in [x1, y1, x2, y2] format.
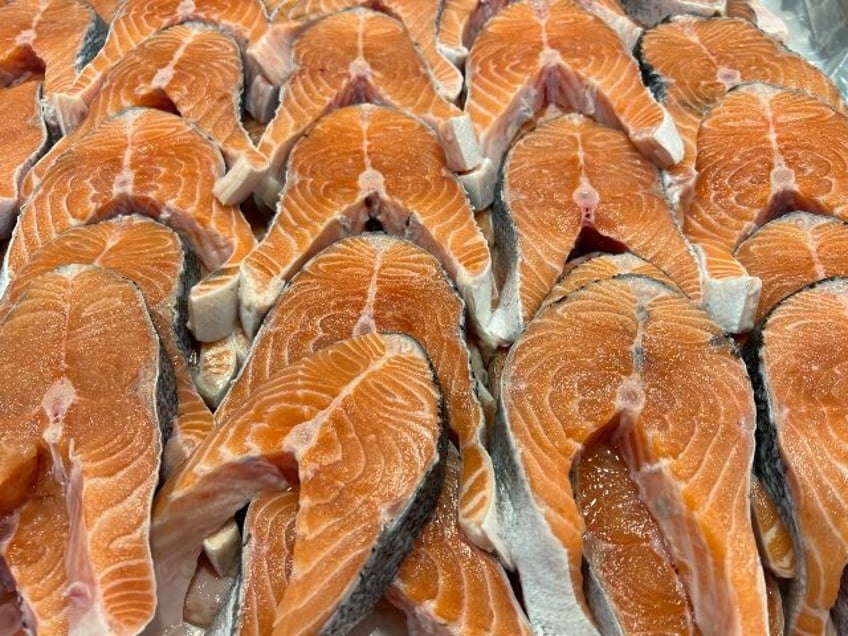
[0, 81, 48, 237]
[735, 212, 848, 324]
[748, 278, 848, 635]
[0, 266, 164, 635]
[48, 0, 283, 131]
[462, 0, 682, 209]
[637, 16, 844, 211]
[573, 435, 699, 635]
[437, 0, 641, 67]
[149, 333, 445, 633]
[387, 445, 532, 634]
[682, 83, 848, 333]
[0, 216, 214, 475]
[255, 8, 480, 207]
[494, 275, 767, 635]
[749, 476, 796, 579]
[540, 251, 678, 313]
[272, 0, 463, 102]
[488, 113, 701, 343]
[1, 107, 257, 344]
[22, 24, 268, 206]
[225, 234, 498, 551]
[724, 0, 788, 41]
[0, 0, 105, 96]
[240, 104, 493, 340]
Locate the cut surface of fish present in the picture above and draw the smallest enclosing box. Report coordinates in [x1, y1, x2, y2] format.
[746, 278, 848, 635]
[193, 327, 250, 409]
[256, 8, 480, 207]
[88, 0, 122, 22]
[49, 0, 284, 130]
[572, 435, 699, 635]
[724, 0, 788, 41]
[540, 251, 678, 313]
[462, 0, 681, 209]
[22, 24, 267, 206]
[735, 212, 848, 324]
[750, 475, 796, 579]
[149, 333, 446, 634]
[0, 216, 214, 475]
[387, 445, 532, 634]
[0, 81, 48, 237]
[240, 104, 493, 341]
[637, 16, 844, 211]
[0, 0, 105, 96]
[682, 83, 848, 333]
[226, 234, 499, 551]
[0, 266, 168, 635]
[494, 275, 767, 635]
[272, 0, 463, 101]
[488, 114, 701, 343]
[1, 107, 257, 343]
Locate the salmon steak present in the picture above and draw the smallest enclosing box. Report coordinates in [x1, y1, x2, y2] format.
[0, 216, 215, 475]
[636, 16, 844, 211]
[735, 212, 848, 324]
[0, 0, 105, 97]
[682, 83, 848, 333]
[0, 81, 48, 236]
[148, 333, 446, 633]
[240, 104, 493, 340]
[224, 234, 497, 550]
[271, 0, 463, 102]
[488, 113, 701, 343]
[539, 251, 678, 313]
[0, 265, 172, 635]
[745, 277, 848, 635]
[254, 8, 480, 207]
[22, 23, 268, 206]
[462, 0, 682, 209]
[750, 475, 796, 580]
[0, 107, 257, 344]
[572, 435, 699, 634]
[493, 275, 767, 634]
[48, 0, 287, 130]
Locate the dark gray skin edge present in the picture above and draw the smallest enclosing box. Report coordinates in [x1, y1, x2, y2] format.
[75, 8, 107, 73]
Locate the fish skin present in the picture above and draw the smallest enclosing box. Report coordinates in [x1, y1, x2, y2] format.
[681, 83, 848, 333]
[0, 265, 171, 635]
[148, 333, 447, 634]
[254, 7, 480, 207]
[0, 0, 106, 97]
[735, 212, 848, 324]
[49, 0, 283, 130]
[487, 113, 701, 343]
[0, 107, 257, 344]
[226, 234, 500, 552]
[240, 104, 494, 343]
[619, 0, 723, 25]
[745, 277, 848, 636]
[22, 23, 267, 206]
[0, 81, 49, 237]
[0, 216, 214, 476]
[272, 0, 464, 102]
[494, 274, 767, 635]
[462, 0, 682, 209]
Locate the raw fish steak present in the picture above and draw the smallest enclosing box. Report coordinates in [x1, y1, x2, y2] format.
[746, 278, 848, 635]
[0, 265, 171, 634]
[0, 81, 48, 236]
[22, 24, 267, 206]
[683, 83, 848, 333]
[0, 107, 257, 343]
[488, 113, 701, 343]
[735, 212, 848, 323]
[462, 0, 681, 208]
[494, 275, 767, 634]
[240, 104, 493, 340]
[149, 333, 446, 633]
[0, 216, 214, 474]
[254, 8, 480, 207]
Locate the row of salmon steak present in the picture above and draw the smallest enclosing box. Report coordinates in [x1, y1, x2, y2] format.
[1, 0, 847, 634]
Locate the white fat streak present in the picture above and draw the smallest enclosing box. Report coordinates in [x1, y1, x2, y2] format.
[759, 90, 797, 195]
[176, 0, 196, 20]
[802, 226, 828, 280]
[112, 120, 135, 197]
[150, 32, 194, 90]
[15, 0, 47, 47]
[352, 244, 383, 337]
